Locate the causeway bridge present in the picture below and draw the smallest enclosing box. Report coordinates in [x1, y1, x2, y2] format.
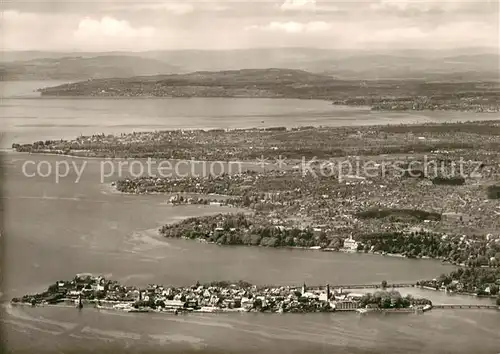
[433, 304, 499, 310]
[309, 283, 416, 290]
[337, 283, 416, 289]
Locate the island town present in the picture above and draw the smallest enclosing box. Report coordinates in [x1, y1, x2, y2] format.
[12, 274, 436, 314]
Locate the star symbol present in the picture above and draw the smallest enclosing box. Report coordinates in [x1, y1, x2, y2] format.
[256, 155, 269, 168]
[275, 155, 287, 168]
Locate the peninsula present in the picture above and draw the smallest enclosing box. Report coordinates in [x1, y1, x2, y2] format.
[36, 69, 500, 112]
[12, 121, 500, 302]
[12, 120, 500, 160]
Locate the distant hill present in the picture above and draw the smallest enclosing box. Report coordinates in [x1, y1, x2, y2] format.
[1, 48, 498, 81]
[318, 53, 500, 80]
[140, 48, 500, 80]
[176, 68, 333, 84]
[34, 67, 500, 112]
[36, 67, 500, 103]
[0, 55, 179, 81]
[37, 68, 337, 97]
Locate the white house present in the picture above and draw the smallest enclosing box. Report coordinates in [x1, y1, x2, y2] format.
[343, 235, 359, 251]
[241, 297, 254, 309]
[163, 300, 185, 309]
[333, 300, 359, 310]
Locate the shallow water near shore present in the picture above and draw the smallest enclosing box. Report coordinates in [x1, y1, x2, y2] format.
[2, 81, 500, 353]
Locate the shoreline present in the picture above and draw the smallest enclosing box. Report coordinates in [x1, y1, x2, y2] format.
[9, 272, 435, 315]
[5, 153, 484, 273]
[8, 121, 500, 308]
[9, 301, 437, 314]
[10, 295, 498, 315]
[104, 183, 471, 269]
[11, 95, 334, 103]
[156, 228, 460, 267]
[9, 118, 500, 152]
[9, 284, 497, 308]
[12, 92, 500, 113]
[7, 150, 301, 165]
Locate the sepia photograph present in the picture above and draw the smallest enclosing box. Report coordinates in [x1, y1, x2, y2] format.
[1, 0, 499, 353]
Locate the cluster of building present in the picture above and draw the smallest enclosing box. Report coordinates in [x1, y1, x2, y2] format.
[13, 274, 408, 313]
[333, 97, 500, 113]
[417, 266, 500, 297]
[127, 159, 499, 233]
[12, 123, 500, 262]
[116, 157, 500, 261]
[85, 86, 282, 98]
[13, 122, 500, 163]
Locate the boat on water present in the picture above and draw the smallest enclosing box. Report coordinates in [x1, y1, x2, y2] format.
[356, 308, 369, 314]
[128, 307, 151, 313]
[422, 304, 432, 312]
[195, 306, 223, 313]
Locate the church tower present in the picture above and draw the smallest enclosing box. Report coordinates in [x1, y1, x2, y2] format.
[302, 282, 307, 295]
[326, 284, 330, 300]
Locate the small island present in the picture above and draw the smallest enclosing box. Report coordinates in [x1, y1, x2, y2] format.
[11, 274, 432, 314]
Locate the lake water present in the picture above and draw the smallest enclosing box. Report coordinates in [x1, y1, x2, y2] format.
[1, 81, 496, 149]
[1, 81, 500, 353]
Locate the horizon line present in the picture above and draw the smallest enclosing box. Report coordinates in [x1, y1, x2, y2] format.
[3, 46, 499, 54]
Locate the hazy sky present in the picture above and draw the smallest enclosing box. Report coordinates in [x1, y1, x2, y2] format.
[1, 0, 498, 51]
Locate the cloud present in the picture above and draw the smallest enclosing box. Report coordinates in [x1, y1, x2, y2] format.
[125, 3, 195, 15]
[365, 26, 427, 41]
[280, 0, 316, 11]
[304, 21, 332, 32]
[369, 0, 470, 14]
[245, 21, 331, 33]
[343, 20, 496, 48]
[2, 9, 39, 22]
[102, 2, 232, 15]
[1, 10, 77, 50]
[74, 17, 155, 39]
[1, 3, 497, 51]
[151, 3, 194, 15]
